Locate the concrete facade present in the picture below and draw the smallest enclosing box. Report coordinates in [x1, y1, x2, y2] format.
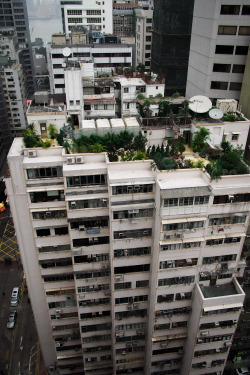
[6, 137, 250, 375]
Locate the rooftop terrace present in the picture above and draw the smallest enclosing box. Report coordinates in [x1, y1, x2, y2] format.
[201, 284, 237, 299]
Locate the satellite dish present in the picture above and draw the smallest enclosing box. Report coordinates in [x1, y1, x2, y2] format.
[62, 62, 66, 67]
[62, 47, 71, 57]
[189, 95, 212, 114]
[209, 108, 224, 120]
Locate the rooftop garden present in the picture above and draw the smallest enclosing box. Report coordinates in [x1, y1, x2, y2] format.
[23, 125, 249, 180]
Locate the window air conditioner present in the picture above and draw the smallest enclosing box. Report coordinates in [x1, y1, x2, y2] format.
[56, 309, 61, 314]
[67, 157, 75, 164]
[70, 202, 76, 208]
[79, 225, 85, 231]
[87, 358, 91, 362]
[216, 348, 220, 353]
[228, 195, 234, 200]
[232, 238, 237, 242]
[75, 156, 84, 164]
[45, 211, 51, 217]
[197, 339, 203, 343]
[122, 351, 126, 356]
[28, 150, 37, 158]
[200, 331, 209, 336]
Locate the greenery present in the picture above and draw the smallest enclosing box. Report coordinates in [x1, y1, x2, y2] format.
[23, 128, 39, 148]
[48, 124, 58, 139]
[137, 93, 146, 100]
[136, 63, 145, 73]
[171, 92, 181, 98]
[191, 127, 210, 152]
[222, 113, 246, 122]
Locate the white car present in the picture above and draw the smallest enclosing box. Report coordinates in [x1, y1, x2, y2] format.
[7, 310, 17, 329]
[236, 368, 250, 375]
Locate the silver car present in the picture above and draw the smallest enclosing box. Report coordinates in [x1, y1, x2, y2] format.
[7, 310, 17, 329]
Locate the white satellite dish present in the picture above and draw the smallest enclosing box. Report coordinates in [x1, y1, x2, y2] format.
[62, 47, 71, 57]
[209, 108, 224, 120]
[62, 62, 66, 67]
[189, 95, 212, 114]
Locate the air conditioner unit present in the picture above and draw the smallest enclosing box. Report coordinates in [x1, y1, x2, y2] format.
[87, 358, 91, 362]
[180, 292, 185, 299]
[56, 341, 63, 347]
[215, 322, 220, 327]
[197, 339, 203, 343]
[56, 309, 61, 314]
[75, 156, 84, 164]
[186, 258, 192, 265]
[93, 237, 98, 242]
[178, 349, 184, 354]
[232, 238, 238, 242]
[200, 331, 209, 336]
[228, 195, 234, 200]
[119, 232, 124, 237]
[67, 157, 75, 164]
[160, 342, 168, 348]
[70, 201, 76, 208]
[45, 211, 51, 217]
[28, 150, 37, 158]
[164, 234, 171, 239]
[136, 329, 144, 335]
[143, 230, 148, 235]
[233, 320, 237, 324]
[115, 275, 124, 282]
[67, 295, 72, 300]
[216, 348, 220, 353]
[102, 199, 107, 203]
[79, 225, 85, 231]
[99, 311, 103, 316]
[122, 351, 126, 356]
[134, 186, 140, 191]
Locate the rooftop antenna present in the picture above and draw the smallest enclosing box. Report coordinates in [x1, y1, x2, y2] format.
[189, 95, 212, 115]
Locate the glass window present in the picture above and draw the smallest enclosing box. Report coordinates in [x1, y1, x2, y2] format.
[220, 5, 240, 15]
[235, 46, 248, 55]
[229, 82, 242, 91]
[239, 26, 250, 35]
[218, 25, 237, 35]
[213, 63, 231, 73]
[211, 81, 228, 90]
[215, 45, 234, 54]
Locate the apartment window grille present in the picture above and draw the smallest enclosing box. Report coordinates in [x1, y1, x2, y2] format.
[114, 247, 151, 258]
[36, 228, 50, 237]
[175, 292, 192, 300]
[69, 199, 108, 210]
[38, 244, 70, 253]
[30, 190, 64, 203]
[43, 273, 74, 282]
[81, 323, 111, 333]
[70, 218, 108, 230]
[116, 346, 145, 355]
[48, 299, 76, 308]
[116, 334, 145, 343]
[197, 334, 232, 344]
[78, 298, 110, 307]
[136, 280, 149, 288]
[85, 345, 111, 353]
[158, 275, 195, 287]
[152, 346, 183, 356]
[115, 309, 147, 320]
[213, 193, 250, 204]
[206, 237, 241, 246]
[163, 220, 204, 231]
[203, 254, 237, 264]
[209, 215, 246, 225]
[123, 87, 128, 93]
[161, 241, 201, 251]
[75, 270, 110, 279]
[220, 5, 240, 14]
[67, 174, 107, 187]
[33, 209, 67, 220]
[163, 196, 209, 207]
[159, 258, 198, 269]
[113, 208, 153, 220]
[77, 284, 109, 293]
[114, 228, 152, 239]
[200, 320, 234, 330]
[112, 184, 153, 195]
[67, 9, 82, 15]
[87, 18, 101, 23]
[116, 322, 146, 331]
[53, 324, 79, 331]
[86, 9, 101, 15]
[115, 264, 150, 275]
[74, 253, 109, 263]
[115, 295, 148, 305]
[68, 17, 83, 23]
[114, 282, 131, 290]
[154, 323, 171, 330]
[82, 334, 111, 343]
[27, 167, 62, 179]
[157, 294, 174, 303]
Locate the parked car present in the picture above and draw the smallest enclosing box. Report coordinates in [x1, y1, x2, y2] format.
[7, 310, 17, 329]
[236, 368, 250, 375]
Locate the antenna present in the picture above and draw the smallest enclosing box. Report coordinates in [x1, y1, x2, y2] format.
[62, 47, 71, 57]
[209, 108, 224, 120]
[189, 95, 212, 114]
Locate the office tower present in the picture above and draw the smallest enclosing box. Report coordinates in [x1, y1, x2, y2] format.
[60, 0, 83, 33]
[186, 0, 250, 101]
[0, 0, 35, 98]
[61, 0, 113, 36]
[150, 0, 195, 96]
[6, 135, 249, 375]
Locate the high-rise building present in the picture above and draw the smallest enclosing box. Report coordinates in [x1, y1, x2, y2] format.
[6, 135, 249, 375]
[186, 0, 250, 101]
[60, 0, 83, 33]
[113, 1, 137, 37]
[134, 7, 153, 70]
[150, 0, 195, 96]
[0, 0, 35, 98]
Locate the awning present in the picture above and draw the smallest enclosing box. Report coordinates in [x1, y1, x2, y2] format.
[110, 181, 155, 186]
[203, 302, 243, 312]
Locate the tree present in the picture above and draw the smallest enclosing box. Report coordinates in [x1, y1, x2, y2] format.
[48, 124, 58, 139]
[133, 132, 147, 152]
[191, 127, 210, 152]
[136, 63, 145, 73]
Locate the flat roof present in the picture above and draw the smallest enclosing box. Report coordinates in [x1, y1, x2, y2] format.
[201, 284, 238, 299]
[116, 77, 145, 86]
[157, 170, 208, 190]
[81, 120, 96, 129]
[124, 117, 140, 127]
[96, 119, 110, 128]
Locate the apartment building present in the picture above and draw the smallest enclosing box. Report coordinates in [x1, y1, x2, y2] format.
[6, 135, 249, 375]
[47, 39, 133, 94]
[0, 0, 35, 98]
[134, 7, 153, 70]
[62, 0, 113, 36]
[113, 1, 137, 37]
[186, 0, 250, 101]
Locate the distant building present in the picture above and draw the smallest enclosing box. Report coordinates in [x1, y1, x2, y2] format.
[113, 1, 137, 37]
[186, 0, 250, 101]
[135, 7, 153, 70]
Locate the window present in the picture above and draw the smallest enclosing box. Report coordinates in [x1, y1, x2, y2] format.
[163, 220, 204, 231]
[114, 228, 152, 239]
[73, 236, 109, 248]
[38, 244, 70, 253]
[43, 273, 74, 282]
[114, 247, 151, 258]
[220, 5, 240, 15]
[114, 264, 150, 275]
[55, 227, 68, 236]
[158, 275, 195, 287]
[115, 295, 148, 305]
[229, 82, 242, 91]
[87, 17, 101, 23]
[146, 36, 151, 42]
[77, 284, 109, 293]
[86, 9, 101, 15]
[210, 81, 228, 90]
[163, 195, 209, 207]
[123, 87, 128, 93]
[32, 210, 67, 220]
[67, 9, 82, 15]
[232, 64, 245, 73]
[215, 45, 234, 54]
[231, 132, 239, 140]
[218, 25, 237, 35]
[37, 228, 50, 237]
[161, 241, 201, 251]
[242, 5, 250, 15]
[113, 208, 153, 220]
[78, 297, 110, 307]
[213, 193, 250, 204]
[203, 254, 237, 264]
[136, 280, 149, 288]
[68, 17, 83, 23]
[239, 26, 250, 35]
[159, 258, 198, 269]
[66, 174, 107, 187]
[27, 167, 63, 179]
[114, 282, 131, 290]
[235, 46, 248, 55]
[209, 215, 246, 226]
[30, 190, 64, 203]
[70, 100, 74, 105]
[69, 198, 108, 210]
[213, 63, 231, 73]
